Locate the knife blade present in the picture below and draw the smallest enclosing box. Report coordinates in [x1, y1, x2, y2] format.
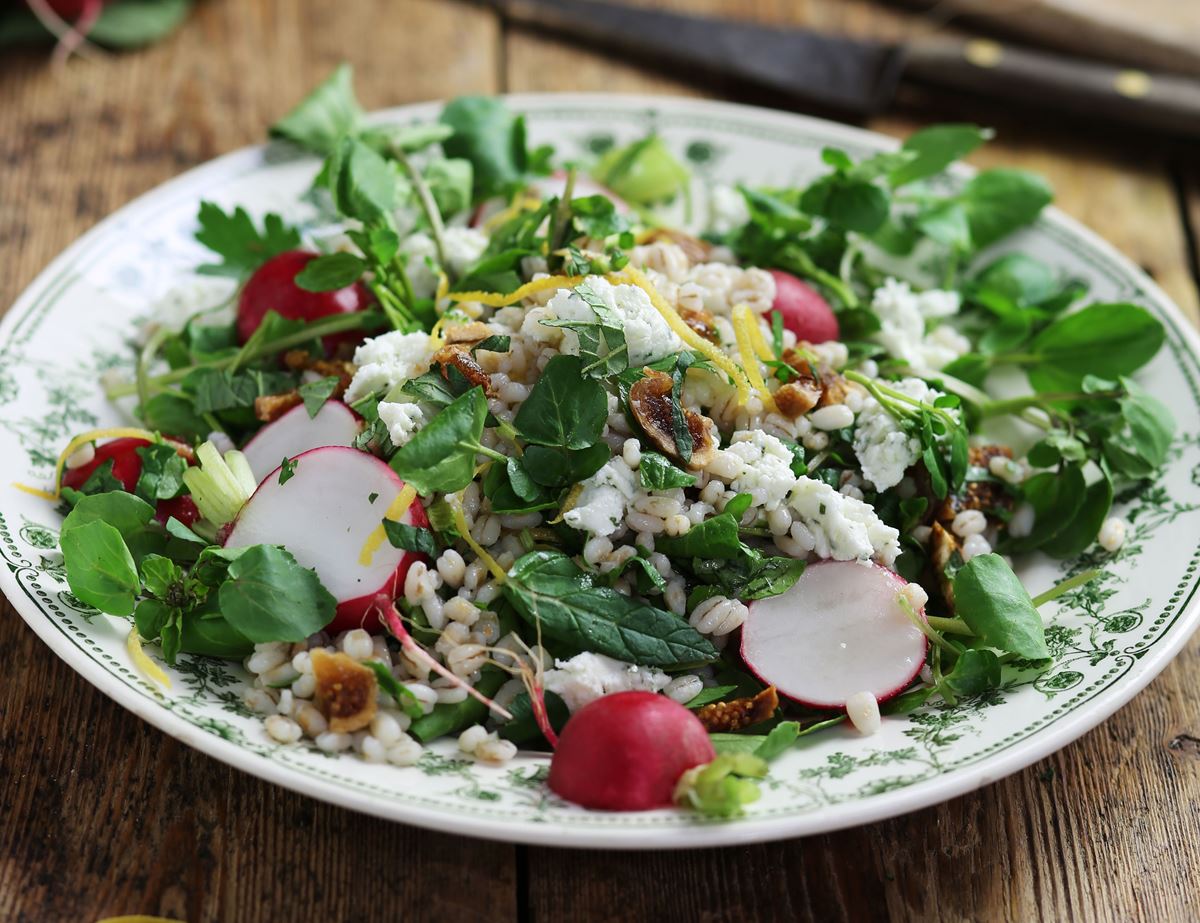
[487, 0, 1200, 138]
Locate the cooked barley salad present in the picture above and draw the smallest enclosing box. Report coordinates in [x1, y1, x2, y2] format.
[39, 67, 1175, 816]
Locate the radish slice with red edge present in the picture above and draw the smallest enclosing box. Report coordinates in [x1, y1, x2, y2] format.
[241, 400, 362, 483]
[740, 560, 928, 710]
[223, 446, 427, 634]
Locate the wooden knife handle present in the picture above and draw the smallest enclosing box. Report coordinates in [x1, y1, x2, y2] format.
[903, 38, 1200, 138]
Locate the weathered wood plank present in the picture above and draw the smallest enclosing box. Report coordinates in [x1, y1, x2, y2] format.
[0, 2, 515, 921]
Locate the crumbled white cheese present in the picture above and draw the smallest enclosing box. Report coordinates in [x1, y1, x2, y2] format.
[870, 278, 967, 370]
[787, 476, 901, 565]
[377, 400, 429, 448]
[543, 652, 670, 712]
[401, 227, 490, 298]
[726, 430, 797, 511]
[563, 458, 638, 537]
[543, 275, 683, 366]
[708, 184, 750, 235]
[345, 331, 434, 404]
[852, 378, 943, 492]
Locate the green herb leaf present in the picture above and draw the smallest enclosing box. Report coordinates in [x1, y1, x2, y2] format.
[889, 124, 991, 187]
[439, 97, 532, 201]
[298, 375, 342, 418]
[363, 660, 425, 720]
[134, 443, 188, 503]
[952, 553, 1049, 661]
[270, 63, 362, 155]
[383, 520, 439, 557]
[60, 520, 141, 616]
[683, 684, 739, 709]
[194, 202, 302, 279]
[959, 168, 1052, 250]
[940, 648, 1002, 698]
[217, 545, 336, 642]
[513, 355, 608, 449]
[278, 457, 298, 485]
[638, 452, 696, 490]
[293, 252, 366, 292]
[1026, 303, 1165, 392]
[390, 387, 488, 495]
[503, 551, 718, 668]
[498, 690, 570, 746]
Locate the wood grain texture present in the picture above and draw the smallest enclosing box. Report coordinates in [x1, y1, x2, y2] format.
[2, 1, 1200, 921]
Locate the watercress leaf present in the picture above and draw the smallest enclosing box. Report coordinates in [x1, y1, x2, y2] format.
[184, 367, 297, 415]
[165, 517, 208, 546]
[1002, 465, 1086, 553]
[61, 490, 163, 564]
[440, 96, 530, 200]
[639, 452, 697, 490]
[940, 648, 1002, 697]
[453, 247, 529, 294]
[383, 520, 439, 558]
[178, 606, 254, 659]
[60, 520, 140, 616]
[503, 551, 718, 668]
[330, 136, 398, 225]
[217, 545, 336, 642]
[389, 386, 488, 495]
[513, 355, 607, 449]
[482, 461, 557, 515]
[270, 63, 362, 155]
[424, 157, 474, 218]
[1040, 469, 1113, 560]
[498, 690, 570, 746]
[568, 194, 631, 239]
[889, 124, 991, 187]
[959, 168, 1052, 249]
[298, 375, 342, 418]
[140, 553, 183, 599]
[972, 253, 1057, 305]
[133, 597, 172, 642]
[401, 369, 459, 407]
[293, 252, 366, 292]
[916, 200, 971, 251]
[1118, 377, 1174, 470]
[953, 553, 1050, 660]
[363, 660, 425, 720]
[1027, 303, 1165, 392]
[361, 121, 454, 154]
[754, 721, 803, 761]
[523, 443, 609, 489]
[73, 459, 124, 498]
[800, 175, 889, 233]
[134, 443, 188, 502]
[82, 0, 190, 48]
[194, 202, 302, 278]
[136, 393, 208, 441]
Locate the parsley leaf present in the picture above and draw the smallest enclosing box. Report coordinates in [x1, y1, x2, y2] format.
[194, 202, 301, 279]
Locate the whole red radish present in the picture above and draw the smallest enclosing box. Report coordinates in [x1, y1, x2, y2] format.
[741, 560, 927, 709]
[222, 446, 429, 635]
[236, 250, 372, 350]
[768, 269, 839, 344]
[548, 691, 715, 811]
[62, 437, 200, 525]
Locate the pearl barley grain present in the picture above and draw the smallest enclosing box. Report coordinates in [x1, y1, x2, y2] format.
[810, 404, 855, 431]
[846, 691, 882, 736]
[265, 715, 302, 744]
[1099, 517, 1127, 552]
[951, 509, 987, 538]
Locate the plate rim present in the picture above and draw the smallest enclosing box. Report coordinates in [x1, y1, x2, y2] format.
[3, 92, 1199, 849]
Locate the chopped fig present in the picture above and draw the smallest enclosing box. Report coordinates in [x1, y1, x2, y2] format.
[678, 305, 720, 343]
[639, 227, 712, 264]
[282, 349, 356, 391]
[773, 380, 823, 418]
[935, 445, 1016, 525]
[311, 648, 377, 733]
[930, 521, 964, 610]
[433, 343, 492, 394]
[741, 560, 928, 709]
[696, 686, 779, 732]
[629, 369, 716, 469]
[254, 392, 304, 423]
[443, 321, 496, 345]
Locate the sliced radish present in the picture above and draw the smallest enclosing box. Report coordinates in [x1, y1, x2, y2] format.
[223, 446, 428, 634]
[768, 269, 839, 344]
[741, 560, 927, 709]
[241, 401, 362, 483]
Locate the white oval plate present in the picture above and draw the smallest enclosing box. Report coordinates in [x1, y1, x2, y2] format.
[3, 96, 1199, 849]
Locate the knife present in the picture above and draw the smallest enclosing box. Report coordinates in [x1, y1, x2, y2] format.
[486, 0, 1200, 139]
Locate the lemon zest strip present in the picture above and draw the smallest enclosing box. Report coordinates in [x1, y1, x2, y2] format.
[447, 274, 584, 308]
[618, 266, 752, 405]
[12, 482, 59, 501]
[450, 493, 506, 583]
[732, 304, 776, 412]
[743, 306, 777, 362]
[51, 427, 158, 499]
[358, 483, 419, 567]
[126, 627, 171, 689]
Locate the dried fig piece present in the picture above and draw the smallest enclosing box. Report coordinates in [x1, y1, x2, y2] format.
[773, 380, 823, 418]
[629, 369, 716, 469]
[253, 391, 304, 423]
[678, 305, 720, 344]
[779, 347, 854, 411]
[929, 521, 963, 610]
[697, 686, 779, 732]
[935, 445, 1015, 524]
[311, 649, 378, 733]
[433, 343, 492, 394]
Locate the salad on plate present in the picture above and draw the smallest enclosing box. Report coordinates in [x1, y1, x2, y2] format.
[32, 66, 1176, 817]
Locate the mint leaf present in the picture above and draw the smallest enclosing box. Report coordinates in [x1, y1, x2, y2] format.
[298, 375, 342, 418]
[513, 355, 607, 449]
[383, 520, 438, 557]
[638, 452, 696, 490]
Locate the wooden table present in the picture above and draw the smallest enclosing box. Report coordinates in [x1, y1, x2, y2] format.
[3, 2, 1199, 920]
